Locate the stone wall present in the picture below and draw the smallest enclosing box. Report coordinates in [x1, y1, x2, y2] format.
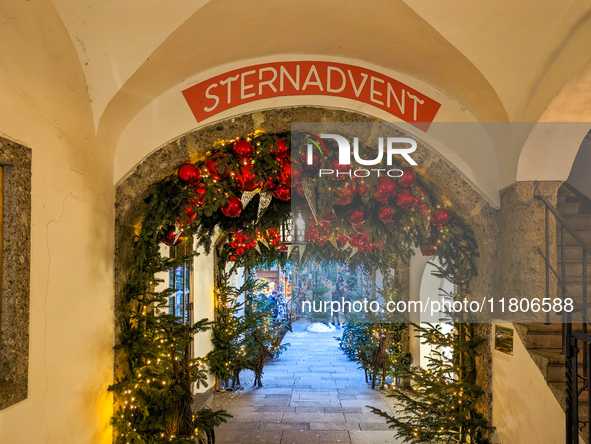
[0, 137, 32, 410]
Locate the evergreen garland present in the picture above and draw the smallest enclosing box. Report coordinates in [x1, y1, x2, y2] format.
[111, 129, 491, 443]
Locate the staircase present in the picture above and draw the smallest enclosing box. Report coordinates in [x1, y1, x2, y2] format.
[519, 187, 591, 440]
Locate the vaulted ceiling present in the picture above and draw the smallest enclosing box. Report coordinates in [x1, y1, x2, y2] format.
[2, 0, 591, 202]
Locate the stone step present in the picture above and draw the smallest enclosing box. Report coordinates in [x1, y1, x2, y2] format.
[547, 363, 586, 383]
[557, 261, 591, 277]
[558, 203, 581, 215]
[558, 215, 591, 231]
[525, 332, 563, 349]
[558, 245, 588, 260]
[557, 231, 591, 247]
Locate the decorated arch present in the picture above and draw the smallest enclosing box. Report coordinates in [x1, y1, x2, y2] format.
[113, 107, 500, 443]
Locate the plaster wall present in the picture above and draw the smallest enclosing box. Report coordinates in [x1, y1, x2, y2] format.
[492, 323, 565, 444]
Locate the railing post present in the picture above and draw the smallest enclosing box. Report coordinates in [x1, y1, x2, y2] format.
[546, 205, 550, 323]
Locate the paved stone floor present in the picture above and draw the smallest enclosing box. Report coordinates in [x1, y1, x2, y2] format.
[211, 329, 401, 444]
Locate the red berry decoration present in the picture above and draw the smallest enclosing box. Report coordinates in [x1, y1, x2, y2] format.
[414, 186, 429, 207]
[163, 225, 182, 247]
[178, 163, 201, 185]
[330, 157, 350, 181]
[373, 176, 397, 203]
[233, 139, 254, 161]
[221, 196, 243, 218]
[421, 244, 436, 256]
[396, 189, 415, 210]
[273, 184, 291, 201]
[291, 162, 304, 186]
[348, 208, 366, 225]
[378, 205, 397, 223]
[398, 168, 416, 188]
[278, 161, 292, 187]
[295, 185, 305, 197]
[337, 235, 349, 245]
[235, 164, 260, 191]
[334, 181, 356, 206]
[230, 254, 237, 262]
[271, 138, 290, 161]
[206, 152, 230, 180]
[431, 207, 452, 227]
[300, 151, 321, 169]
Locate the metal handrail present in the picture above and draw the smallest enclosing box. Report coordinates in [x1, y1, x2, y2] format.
[536, 192, 591, 444]
[537, 195, 591, 257]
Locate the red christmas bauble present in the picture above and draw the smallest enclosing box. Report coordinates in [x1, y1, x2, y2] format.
[178, 163, 201, 186]
[431, 208, 452, 227]
[163, 225, 183, 247]
[273, 184, 291, 201]
[235, 164, 260, 191]
[271, 138, 290, 161]
[421, 244, 436, 256]
[335, 181, 356, 206]
[348, 208, 366, 225]
[321, 210, 336, 223]
[295, 185, 305, 197]
[278, 161, 292, 187]
[330, 157, 350, 181]
[357, 180, 370, 197]
[233, 139, 254, 161]
[291, 162, 303, 186]
[206, 152, 230, 180]
[221, 196, 243, 218]
[300, 151, 321, 169]
[264, 177, 276, 191]
[398, 168, 416, 188]
[236, 247, 246, 256]
[377, 205, 397, 223]
[230, 254, 237, 262]
[194, 182, 207, 198]
[373, 176, 397, 203]
[396, 189, 415, 210]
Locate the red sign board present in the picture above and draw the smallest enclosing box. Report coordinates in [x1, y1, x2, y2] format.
[183, 61, 441, 131]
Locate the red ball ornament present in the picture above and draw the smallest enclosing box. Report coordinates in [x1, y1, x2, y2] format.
[230, 254, 237, 262]
[300, 151, 321, 170]
[348, 208, 366, 226]
[398, 168, 416, 188]
[335, 181, 356, 206]
[163, 225, 182, 247]
[233, 139, 254, 161]
[377, 205, 397, 223]
[178, 163, 201, 186]
[396, 189, 415, 210]
[357, 180, 370, 197]
[295, 185, 305, 197]
[330, 158, 350, 181]
[271, 138, 290, 161]
[264, 177, 276, 191]
[321, 210, 336, 223]
[291, 162, 304, 186]
[221, 196, 243, 218]
[206, 152, 230, 180]
[236, 247, 246, 256]
[373, 176, 397, 203]
[431, 208, 452, 227]
[278, 161, 292, 187]
[235, 164, 260, 191]
[273, 184, 291, 201]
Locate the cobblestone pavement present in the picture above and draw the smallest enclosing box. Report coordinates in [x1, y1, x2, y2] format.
[211, 328, 401, 444]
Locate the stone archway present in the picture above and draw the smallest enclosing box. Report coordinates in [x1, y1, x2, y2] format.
[114, 106, 501, 420]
